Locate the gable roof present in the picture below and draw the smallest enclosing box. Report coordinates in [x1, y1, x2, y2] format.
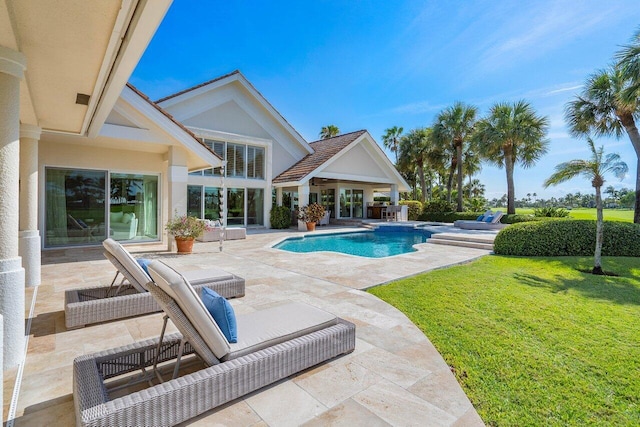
[155, 70, 311, 155]
[125, 83, 222, 162]
[273, 130, 367, 183]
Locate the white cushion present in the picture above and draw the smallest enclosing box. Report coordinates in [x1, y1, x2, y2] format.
[183, 268, 234, 285]
[147, 260, 231, 359]
[102, 238, 149, 292]
[122, 212, 134, 224]
[110, 211, 124, 223]
[226, 302, 337, 360]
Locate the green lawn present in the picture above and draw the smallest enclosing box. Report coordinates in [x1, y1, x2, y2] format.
[368, 256, 640, 426]
[507, 208, 635, 222]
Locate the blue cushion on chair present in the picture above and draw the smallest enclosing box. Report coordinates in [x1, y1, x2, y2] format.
[476, 215, 484, 221]
[201, 287, 238, 343]
[484, 215, 494, 223]
[136, 258, 151, 276]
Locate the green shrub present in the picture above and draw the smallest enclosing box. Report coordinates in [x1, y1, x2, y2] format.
[399, 200, 422, 220]
[423, 199, 455, 213]
[533, 207, 570, 217]
[494, 220, 640, 256]
[270, 205, 291, 229]
[418, 211, 484, 222]
[500, 214, 544, 224]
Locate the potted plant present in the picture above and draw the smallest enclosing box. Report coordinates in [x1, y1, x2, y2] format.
[297, 203, 325, 231]
[165, 213, 210, 253]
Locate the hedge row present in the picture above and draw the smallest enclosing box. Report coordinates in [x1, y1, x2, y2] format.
[417, 211, 543, 224]
[493, 220, 640, 257]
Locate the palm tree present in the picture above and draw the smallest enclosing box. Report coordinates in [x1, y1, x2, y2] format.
[616, 26, 640, 102]
[543, 138, 628, 275]
[433, 102, 478, 212]
[566, 66, 640, 223]
[382, 126, 404, 164]
[319, 125, 340, 139]
[474, 100, 549, 214]
[397, 128, 434, 203]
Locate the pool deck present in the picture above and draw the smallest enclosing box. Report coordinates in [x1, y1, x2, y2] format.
[4, 225, 496, 426]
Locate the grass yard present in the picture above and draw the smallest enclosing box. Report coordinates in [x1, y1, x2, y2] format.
[511, 208, 634, 222]
[369, 256, 640, 426]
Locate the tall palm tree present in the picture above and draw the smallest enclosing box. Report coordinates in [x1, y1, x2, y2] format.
[397, 128, 434, 203]
[616, 26, 640, 102]
[319, 125, 340, 139]
[473, 100, 549, 214]
[566, 66, 640, 223]
[382, 126, 404, 164]
[543, 138, 628, 275]
[433, 102, 478, 212]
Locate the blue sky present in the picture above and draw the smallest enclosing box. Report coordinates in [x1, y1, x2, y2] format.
[131, 0, 640, 200]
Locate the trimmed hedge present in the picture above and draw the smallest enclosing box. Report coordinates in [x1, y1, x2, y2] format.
[494, 220, 640, 257]
[270, 205, 291, 229]
[418, 211, 481, 222]
[417, 212, 542, 224]
[399, 200, 423, 220]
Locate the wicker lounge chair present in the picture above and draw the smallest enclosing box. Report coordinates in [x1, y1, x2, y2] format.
[64, 239, 245, 329]
[73, 260, 356, 427]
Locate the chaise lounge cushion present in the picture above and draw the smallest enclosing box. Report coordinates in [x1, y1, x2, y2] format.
[226, 302, 337, 360]
[148, 260, 231, 359]
[103, 238, 149, 292]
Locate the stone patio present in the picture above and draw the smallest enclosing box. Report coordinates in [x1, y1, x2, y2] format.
[4, 226, 495, 426]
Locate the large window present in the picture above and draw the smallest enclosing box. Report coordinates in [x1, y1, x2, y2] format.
[188, 185, 263, 227]
[110, 173, 158, 242]
[188, 185, 222, 220]
[247, 189, 264, 225]
[45, 168, 158, 247]
[339, 188, 363, 219]
[247, 146, 265, 179]
[45, 168, 106, 247]
[189, 139, 264, 179]
[227, 188, 245, 226]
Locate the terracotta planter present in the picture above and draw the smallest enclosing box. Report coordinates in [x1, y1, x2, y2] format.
[306, 222, 316, 231]
[175, 237, 195, 254]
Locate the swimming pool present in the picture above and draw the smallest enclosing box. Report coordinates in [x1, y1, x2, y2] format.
[274, 227, 433, 258]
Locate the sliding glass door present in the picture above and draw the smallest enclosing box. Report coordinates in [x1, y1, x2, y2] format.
[45, 168, 159, 247]
[339, 188, 363, 219]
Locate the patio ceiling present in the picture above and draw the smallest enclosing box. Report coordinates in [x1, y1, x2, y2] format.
[0, 0, 171, 135]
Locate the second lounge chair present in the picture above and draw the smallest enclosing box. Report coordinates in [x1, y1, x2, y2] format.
[64, 238, 245, 329]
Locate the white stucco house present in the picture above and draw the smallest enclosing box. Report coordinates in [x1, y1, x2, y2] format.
[0, 1, 407, 369]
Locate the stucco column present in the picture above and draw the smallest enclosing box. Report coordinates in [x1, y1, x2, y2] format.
[297, 183, 310, 231]
[167, 147, 188, 251]
[390, 184, 399, 205]
[19, 124, 41, 287]
[0, 46, 27, 369]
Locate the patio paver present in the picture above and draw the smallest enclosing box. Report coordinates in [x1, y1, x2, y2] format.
[4, 226, 494, 426]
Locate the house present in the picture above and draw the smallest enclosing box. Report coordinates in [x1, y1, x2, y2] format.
[0, 1, 407, 370]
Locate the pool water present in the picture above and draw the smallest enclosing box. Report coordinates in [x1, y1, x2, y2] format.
[274, 228, 433, 258]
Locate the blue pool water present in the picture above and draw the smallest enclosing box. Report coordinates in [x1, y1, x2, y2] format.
[274, 227, 433, 258]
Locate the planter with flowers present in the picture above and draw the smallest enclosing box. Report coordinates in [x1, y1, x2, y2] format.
[297, 203, 326, 231]
[165, 213, 211, 254]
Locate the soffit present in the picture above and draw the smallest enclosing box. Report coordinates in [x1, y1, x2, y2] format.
[2, 0, 170, 135]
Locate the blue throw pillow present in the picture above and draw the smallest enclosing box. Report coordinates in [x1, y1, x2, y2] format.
[484, 215, 494, 223]
[136, 258, 151, 276]
[476, 215, 484, 221]
[201, 287, 238, 343]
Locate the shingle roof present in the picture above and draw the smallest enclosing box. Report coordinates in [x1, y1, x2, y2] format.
[155, 70, 241, 103]
[273, 130, 367, 183]
[125, 83, 222, 161]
